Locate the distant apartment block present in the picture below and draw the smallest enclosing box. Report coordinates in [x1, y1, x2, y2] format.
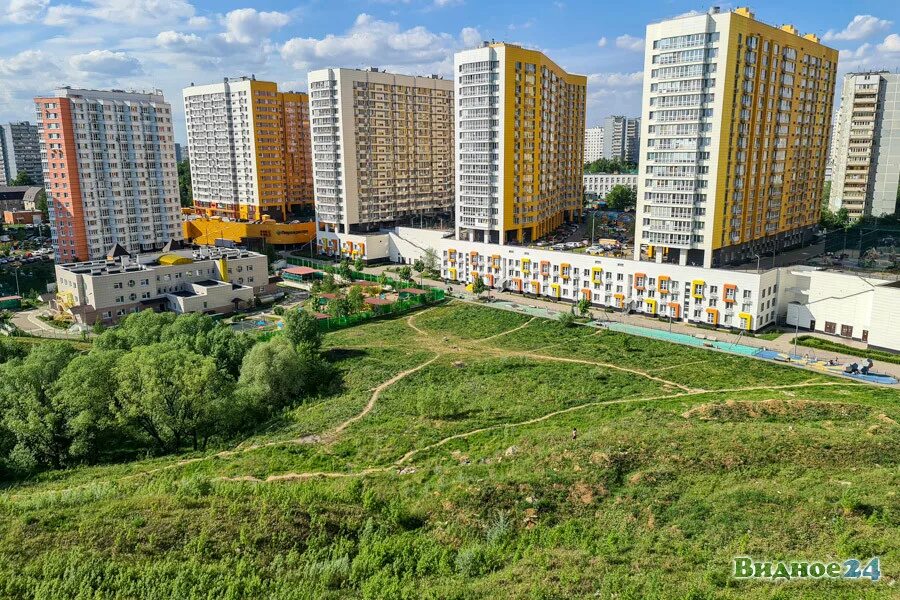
[0, 121, 43, 185]
[829, 71, 900, 219]
[603, 115, 641, 163]
[308, 68, 454, 240]
[584, 126, 605, 162]
[34, 87, 184, 262]
[183, 77, 313, 221]
[454, 42, 586, 244]
[174, 142, 183, 163]
[635, 7, 837, 268]
[53, 245, 269, 325]
[583, 173, 639, 199]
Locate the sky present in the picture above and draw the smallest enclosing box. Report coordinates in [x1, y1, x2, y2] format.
[1, 0, 899, 144]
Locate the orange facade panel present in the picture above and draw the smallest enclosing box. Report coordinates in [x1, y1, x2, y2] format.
[36, 96, 89, 262]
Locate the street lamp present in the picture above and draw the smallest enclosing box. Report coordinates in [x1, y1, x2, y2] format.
[753, 253, 761, 274]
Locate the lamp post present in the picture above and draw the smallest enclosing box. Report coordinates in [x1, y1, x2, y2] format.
[753, 252, 761, 274]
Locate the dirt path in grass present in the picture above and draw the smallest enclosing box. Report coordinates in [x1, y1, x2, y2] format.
[476, 317, 537, 342]
[4, 379, 855, 498]
[220, 380, 852, 483]
[327, 354, 441, 438]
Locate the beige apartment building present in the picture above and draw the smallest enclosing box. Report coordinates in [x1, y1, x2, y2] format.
[829, 71, 900, 219]
[307, 68, 454, 239]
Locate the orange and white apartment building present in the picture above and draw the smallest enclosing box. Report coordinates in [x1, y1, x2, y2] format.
[34, 87, 184, 262]
[182, 77, 314, 221]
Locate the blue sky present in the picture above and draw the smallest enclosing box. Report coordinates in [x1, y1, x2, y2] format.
[1, 0, 899, 143]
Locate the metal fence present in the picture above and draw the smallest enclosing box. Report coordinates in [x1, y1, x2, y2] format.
[822, 227, 900, 256]
[284, 257, 446, 331]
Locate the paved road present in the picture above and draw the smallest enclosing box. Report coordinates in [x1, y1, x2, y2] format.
[8, 308, 89, 340]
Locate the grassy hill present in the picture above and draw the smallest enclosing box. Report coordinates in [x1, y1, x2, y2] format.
[0, 302, 897, 599]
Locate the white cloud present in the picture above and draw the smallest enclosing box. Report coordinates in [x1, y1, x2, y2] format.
[281, 13, 473, 73]
[615, 34, 644, 52]
[673, 10, 703, 18]
[223, 9, 290, 44]
[44, 0, 195, 27]
[461, 27, 481, 48]
[587, 71, 643, 88]
[433, 0, 463, 6]
[596, 37, 607, 48]
[70, 50, 142, 76]
[6, 0, 48, 23]
[188, 15, 211, 29]
[839, 43, 871, 60]
[879, 33, 900, 53]
[823, 15, 892, 42]
[0, 49, 57, 76]
[156, 30, 203, 50]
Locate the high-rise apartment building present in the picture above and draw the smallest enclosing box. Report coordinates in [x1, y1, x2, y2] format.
[307, 68, 454, 235]
[829, 71, 900, 219]
[34, 87, 183, 262]
[281, 91, 314, 216]
[0, 122, 43, 185]
[584, 126, 605, 162]
[174, 142, 183, 163]
[603, 115, 641, 163]
[183, 77, 313, 222]
[454, 42, 586, 244]
[635, 7, 837, 268]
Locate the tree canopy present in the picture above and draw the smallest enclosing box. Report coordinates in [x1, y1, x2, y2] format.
[0, 309, 337, 476]
[604, 185, 637, 211]
[8, 171, 35, 186]
[584, 158, 636, 174]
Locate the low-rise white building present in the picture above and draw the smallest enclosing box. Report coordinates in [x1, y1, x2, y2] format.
[783, 268, 900, 350]
[317, 225, 900, 349]
[583, 173, 638, 200]
[54, 245, 269, 325]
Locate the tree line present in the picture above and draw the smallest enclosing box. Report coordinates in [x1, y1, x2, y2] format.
[0, 309, 333, 477]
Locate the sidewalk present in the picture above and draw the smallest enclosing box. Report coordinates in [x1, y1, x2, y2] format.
[364, 268, 900, 384]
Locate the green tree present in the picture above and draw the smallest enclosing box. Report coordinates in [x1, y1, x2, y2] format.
[177, 159, 192, 207]
[94, 310, 177, 351]
[577, 297, 591, 317]
[114, 343, 231, 452]
[353, 256, 365, 272]
[283, 308, 322, 351]
[584, 158, 636, 174]
[605, 185, 637, 211]
[0, 338, 27, 364]
[471, 274, 486, 297]
[320, 273, 338, 293]
[820, 205, 851, 230]
[422, 248, 439, 273]
[35, 189, 49, 221]
[412, 259, 425, 279]
[338, 259, 353, 280]
[0, 342, 79, 470]
[347, 285, 365, 314]
[327, 296, 352, 319]
[557, 311, 577, 328]
[237, 337, 304, 415]
[398, 265, 412, 281]
[51, 350, 126, 463]
[9, 171, 35, 186]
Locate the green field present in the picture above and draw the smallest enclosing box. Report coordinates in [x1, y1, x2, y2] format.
[1, 301, 898, 599]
